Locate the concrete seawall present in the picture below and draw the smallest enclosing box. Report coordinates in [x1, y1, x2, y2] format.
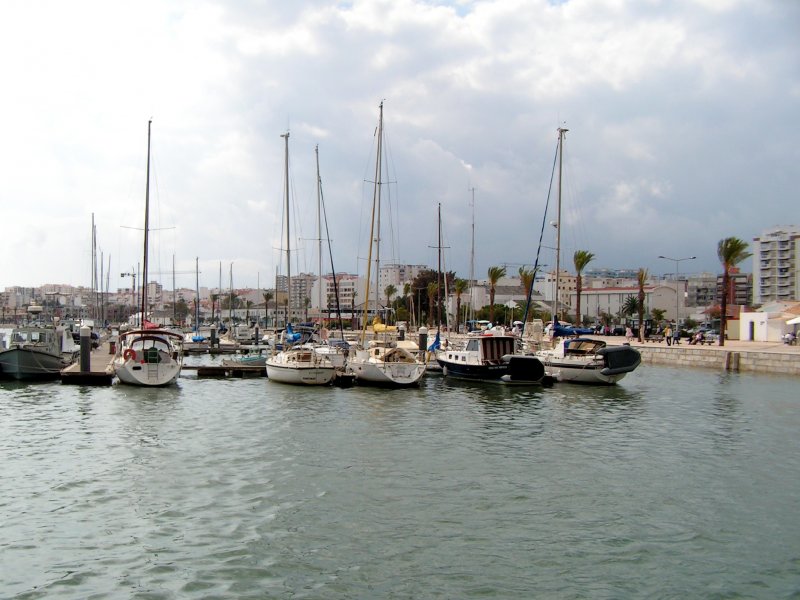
[635, 345, 800, 376]
[592, 336, 800, 377]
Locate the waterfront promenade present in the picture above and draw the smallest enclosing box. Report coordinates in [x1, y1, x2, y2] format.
[598, 335, 800, 376]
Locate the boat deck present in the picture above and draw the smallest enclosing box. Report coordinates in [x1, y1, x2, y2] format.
[60, 342, 116, 386]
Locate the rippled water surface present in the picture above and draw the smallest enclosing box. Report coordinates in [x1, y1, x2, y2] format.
[2, 365, 799, 598]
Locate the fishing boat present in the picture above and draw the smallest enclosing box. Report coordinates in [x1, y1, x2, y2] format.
[437, 332, 551, 385]
[534, 128, 640, 384]
[265, 132, 336, 386]
[347, 102, 425, 387]
[0, 318, 78, 380]
[113, 120, 184, 387]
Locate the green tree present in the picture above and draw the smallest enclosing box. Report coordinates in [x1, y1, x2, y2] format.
[384, 284, 397, 324]
[245, 300, 253, 324]
[622, 295, 639, 318]
[262, 291, 273, 327]
[651, 308, 666, 323]
[573, 250, 595, 326]
[487, 265, 507, 323]
[426, 281, 438, 326]
[637, 268, 648, 341]
[453, 278, 468, 332]
[518, 267, 535, 320]
[717, 237, 752, 346]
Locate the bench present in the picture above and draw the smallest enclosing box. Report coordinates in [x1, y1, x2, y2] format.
[645, 335, 665, 343]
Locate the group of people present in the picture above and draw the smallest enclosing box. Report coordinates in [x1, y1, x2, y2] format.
[662, 324, 681, 346]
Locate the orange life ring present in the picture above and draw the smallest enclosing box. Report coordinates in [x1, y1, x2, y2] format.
[123, 348, 137, 362]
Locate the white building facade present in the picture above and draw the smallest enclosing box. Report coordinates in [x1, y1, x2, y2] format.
[753, 225, 800, 304]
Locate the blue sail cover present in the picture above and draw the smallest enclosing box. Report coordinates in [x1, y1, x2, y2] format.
[428, 331, 441, 351]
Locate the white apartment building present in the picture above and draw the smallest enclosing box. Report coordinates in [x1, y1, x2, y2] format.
[753, 225, 800, 304]
[378, 264, 427, 292]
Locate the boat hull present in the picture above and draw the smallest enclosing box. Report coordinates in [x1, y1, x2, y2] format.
[538, 342, 641, 385]
[114, 359, 182, 386]
[0, 348, 67, 380]
[438, 354, 548, 385]
[349, 348, 425, 387]
[266, 362, 335, 385]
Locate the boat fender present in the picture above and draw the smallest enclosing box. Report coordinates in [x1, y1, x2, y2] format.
[123, 348, 137, 362]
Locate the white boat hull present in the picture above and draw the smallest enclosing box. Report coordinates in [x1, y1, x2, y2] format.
[266, 348, 335, 386]
[114, 359, 182, 386]
[349, 348, 425, 387]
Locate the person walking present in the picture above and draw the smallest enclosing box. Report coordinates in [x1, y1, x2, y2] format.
[664, 324, 672, 346]
[673, 323, 681, 345]
[625, 325, 634, 342]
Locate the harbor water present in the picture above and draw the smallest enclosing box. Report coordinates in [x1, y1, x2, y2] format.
[2, 364, 799, 598]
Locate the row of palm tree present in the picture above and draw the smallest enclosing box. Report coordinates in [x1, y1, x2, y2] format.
[479, 236, 751, 347]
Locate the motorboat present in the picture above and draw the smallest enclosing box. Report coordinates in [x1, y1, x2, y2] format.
[536, 337, 641, 385]
[0, 324, 78, 380]
[437, 333, 551, 385]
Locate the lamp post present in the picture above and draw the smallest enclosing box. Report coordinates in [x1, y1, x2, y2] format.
[657, 255, 696, 329]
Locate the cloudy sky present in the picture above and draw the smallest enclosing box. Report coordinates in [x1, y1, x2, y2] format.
[2, 0, 798, 292]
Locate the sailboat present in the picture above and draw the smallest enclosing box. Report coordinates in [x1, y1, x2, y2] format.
[266, 132, 336, 386]
[347, 102, 426, 387]
[534, 128, 641, 385]
[113, 120, 184, 387]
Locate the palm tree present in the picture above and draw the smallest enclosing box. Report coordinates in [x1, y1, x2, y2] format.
[262, 291, 273, 327]
[487, 265, 507, 323]
[245, 300, 253, 324]
[403, 283, 413, 328]
[637, 268, 648, 342]
[717, 237, 752, 347]
[426, 281, 438, 326]
[453, 278, 468, 332]
[210, 293, 219, 323]
[622, 295, 639, 318]
[573, 250, 595, 326]
[518, 267, 535, 319]
[384, 284, 397, 324]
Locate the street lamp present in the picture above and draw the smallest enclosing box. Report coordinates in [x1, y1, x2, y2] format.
[657, 255, 696, 329]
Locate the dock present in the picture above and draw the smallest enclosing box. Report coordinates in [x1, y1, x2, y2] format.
[60, 342, 116, 386]
[182, 364, 266, 378]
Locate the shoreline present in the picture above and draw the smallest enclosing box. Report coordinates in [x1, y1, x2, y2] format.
[595, 335, 800, 377]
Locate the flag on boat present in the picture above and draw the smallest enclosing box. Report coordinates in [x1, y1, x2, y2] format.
[143, 319, 159, 330]
[428, 330, 441, 351]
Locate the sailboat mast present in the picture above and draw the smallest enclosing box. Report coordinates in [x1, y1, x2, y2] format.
[315, 144, 322, 323]
[468, 188, 475, 324]
[437, 203, 442, 331]
[282, 131, 291, 325]
[141, 119, 152, 324]
[552, 127, 568, 324]
[374, 104, 383, 324]
[195, 257, 200, 329]
[360, 101, 383, 344]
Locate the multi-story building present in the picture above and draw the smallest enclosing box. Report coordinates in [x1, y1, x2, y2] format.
[378, 264, 427, 292]
[753, 225, 800, 304]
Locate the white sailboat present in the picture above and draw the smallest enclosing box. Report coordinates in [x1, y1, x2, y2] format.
[534, 128, 641, 385]
[348, 101, 426, 387]
[113, 120, 184, 387]
[266, 132, 336, 386]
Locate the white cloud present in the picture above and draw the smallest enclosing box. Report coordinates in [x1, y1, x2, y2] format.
[1, 0, 798, 291]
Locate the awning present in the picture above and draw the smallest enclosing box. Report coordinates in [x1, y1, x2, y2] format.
[786, 316, 800, 325]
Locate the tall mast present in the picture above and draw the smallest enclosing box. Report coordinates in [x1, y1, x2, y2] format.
[315, 144, 322, 322]
[195, 257, 200, 329]
[374, 105, 383, 324]
[360, 101, 383, 344]
[468, 188, 475, 324]
[281, 131, 291, 325]
[552, 127, 568, 324]
[437, 203, 442, 331]
[141, 119, 152, 324]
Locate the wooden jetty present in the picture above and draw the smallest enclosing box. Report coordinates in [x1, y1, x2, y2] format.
[61, 342, 116, 386]
[182, 364, 266, 378]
